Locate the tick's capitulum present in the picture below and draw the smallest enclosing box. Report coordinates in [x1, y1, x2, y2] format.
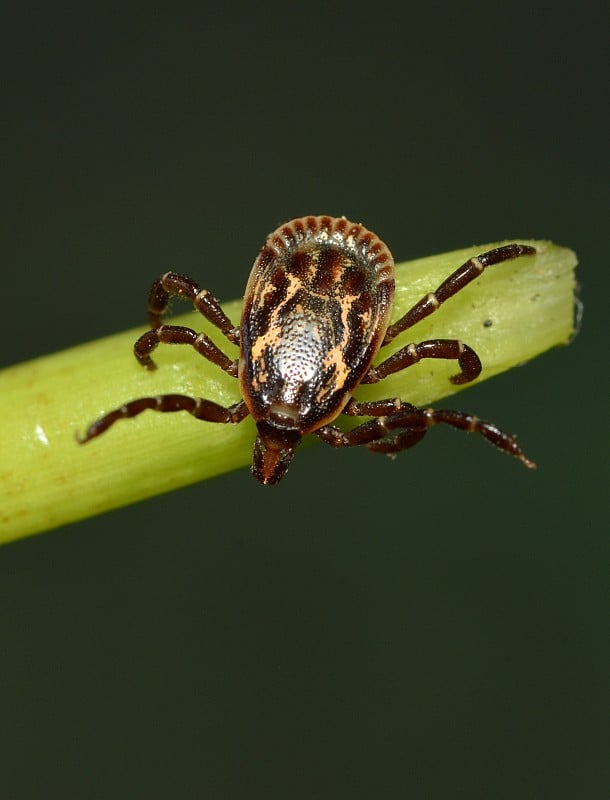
[79, 215, 537, 484]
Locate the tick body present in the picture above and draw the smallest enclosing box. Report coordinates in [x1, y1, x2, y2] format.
[79, 215, 537, 484]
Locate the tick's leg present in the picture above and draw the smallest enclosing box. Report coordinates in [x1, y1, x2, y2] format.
[317, 402, 536, 468]
[383, 243, 536, 345]
[148, 271, 240, 345]
[78, 397, 249, 444]
[343, 397, 419, 416]
[135, 324, 238, 374]
[340, 397, 428, 452]
[363, 338, 482, 386]
[317, 420, 427, 455]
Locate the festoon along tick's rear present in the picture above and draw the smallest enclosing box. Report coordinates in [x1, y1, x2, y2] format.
[79, 215, 537, 484]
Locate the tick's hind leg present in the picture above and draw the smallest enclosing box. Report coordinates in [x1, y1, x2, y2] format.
[148, 271, 240, 345]
[78, 396, 249, 444]
[134, 324, 238, 374]
[317, 398, 536, 468]
[383, 243, 536, 344]
[364, 338, 482, 386]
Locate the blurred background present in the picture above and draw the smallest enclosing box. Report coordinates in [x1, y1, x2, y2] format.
[2, 2, 607, 797]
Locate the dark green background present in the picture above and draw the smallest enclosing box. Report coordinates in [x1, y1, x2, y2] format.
[2, 3, 608, 798]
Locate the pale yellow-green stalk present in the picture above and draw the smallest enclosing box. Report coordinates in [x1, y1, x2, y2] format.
[0, 241, 577, 544]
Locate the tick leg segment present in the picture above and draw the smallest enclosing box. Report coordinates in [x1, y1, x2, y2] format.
[338, 398, 428, 454]
[148, 271, 240, 345]
[317, 401, 536, 468]
[135, 325, 238, 375]
[364, 339, 482, 386]
[316, 418, 428, 456]
[383, 244, 536, 345]
[343, 397, 419, 416]
[78, 397, 249, 444]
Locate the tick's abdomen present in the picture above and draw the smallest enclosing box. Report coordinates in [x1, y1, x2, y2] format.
[239, 216, 395, 433]
[269, 309, 330, 404]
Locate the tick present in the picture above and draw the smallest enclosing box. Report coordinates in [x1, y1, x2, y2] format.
[79, 215, 537, 484]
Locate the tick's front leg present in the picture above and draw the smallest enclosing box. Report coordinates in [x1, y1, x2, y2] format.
[78, 397, 249, 444]
[318, 400, 536, 468]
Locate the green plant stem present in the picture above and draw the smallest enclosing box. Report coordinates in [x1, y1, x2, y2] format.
[0, 241, 577, 543]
